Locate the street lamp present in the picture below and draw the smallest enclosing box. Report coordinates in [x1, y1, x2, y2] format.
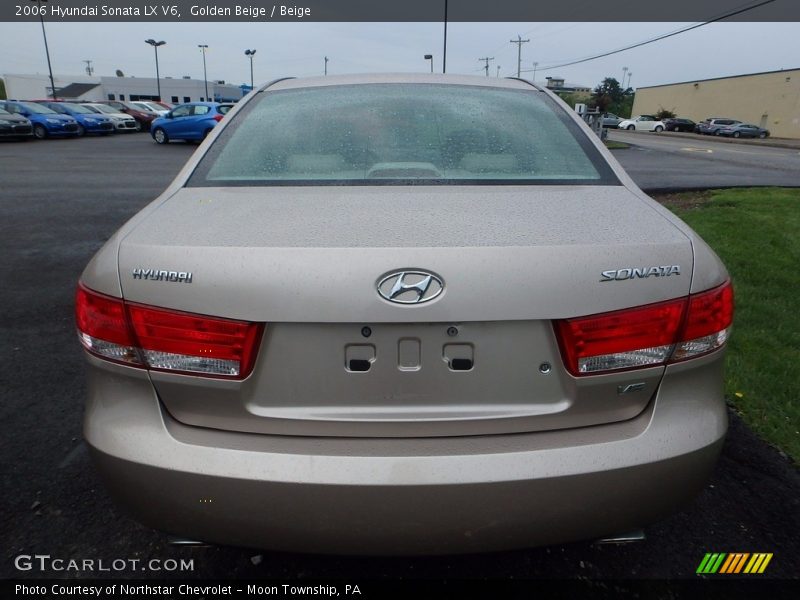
[145, 39, 166, 101]
[198, 44, 209, 100]
[496, 65, 501, 77]
[532, 61, 538, 83]
[424, 54, 433, 73]
[244, 49, 256, 90]
[627, 72, 633, 90]
[32, 0, 57, 100]
[622, 66, 628, 88]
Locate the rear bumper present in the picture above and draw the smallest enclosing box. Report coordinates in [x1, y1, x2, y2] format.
[84, 352, 727, 555]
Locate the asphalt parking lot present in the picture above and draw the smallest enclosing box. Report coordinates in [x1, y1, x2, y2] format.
[1, 133, 798, 583]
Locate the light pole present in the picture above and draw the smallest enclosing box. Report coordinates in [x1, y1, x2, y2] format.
[424, 54, 433, 73]
[532, 61, 538, 83]
[442, 0, 448, 73]
[324, 56, 329, 76]
[244, 49, 256, 90]
[198, 44, 209, 100]
[496, 65, 501, 77]
[145, 39, 166, 101]
[622, 66, 628, 88]
[627, 72, 633, 90]
[33, 0, 57, 100]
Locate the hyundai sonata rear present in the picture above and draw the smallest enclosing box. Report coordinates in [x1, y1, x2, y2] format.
[77, 74, 732, 554]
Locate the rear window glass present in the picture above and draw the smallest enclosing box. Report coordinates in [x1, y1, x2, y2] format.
[189, 84, 617, 186]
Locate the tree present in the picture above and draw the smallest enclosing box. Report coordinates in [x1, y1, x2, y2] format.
[0, 78, 6, 101]
[590, 77, 625, 112]
[655, 107, 677, 120]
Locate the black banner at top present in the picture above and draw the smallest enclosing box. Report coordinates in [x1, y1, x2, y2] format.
[3, 0, 799, 22]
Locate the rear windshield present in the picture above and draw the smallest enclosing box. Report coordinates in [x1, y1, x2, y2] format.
[189, 84, 617, 186]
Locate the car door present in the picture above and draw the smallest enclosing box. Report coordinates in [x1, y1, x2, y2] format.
[637, 116, 654, 131]
[165, 104, 194, 138]
[187, 104, 212, 139]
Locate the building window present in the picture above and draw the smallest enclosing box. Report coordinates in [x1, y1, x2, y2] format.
[119, 94, 125, 100]
[171, 96, 179, 103]
[183, 97, 191, 103]
[107, 94, 115, 100]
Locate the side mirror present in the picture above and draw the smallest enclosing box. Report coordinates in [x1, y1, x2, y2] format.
[166, 112, 174, 119]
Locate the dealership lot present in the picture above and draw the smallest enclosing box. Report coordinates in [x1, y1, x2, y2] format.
[1, 134, 798, 579]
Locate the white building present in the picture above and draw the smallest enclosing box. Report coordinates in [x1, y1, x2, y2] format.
[2, 73, 247, 103]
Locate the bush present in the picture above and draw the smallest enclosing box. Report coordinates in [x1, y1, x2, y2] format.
[655, 107, 676, 120]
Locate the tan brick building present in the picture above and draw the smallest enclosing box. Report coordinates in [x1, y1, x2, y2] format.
[631, 69, 800, 139]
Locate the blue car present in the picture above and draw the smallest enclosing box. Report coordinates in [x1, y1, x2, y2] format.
[37, 101, 115, 136]
[0, 101, 79, 139]
[150, 102, 233, 144]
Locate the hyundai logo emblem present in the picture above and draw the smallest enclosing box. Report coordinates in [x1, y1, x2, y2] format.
[377, 270, 444, 305]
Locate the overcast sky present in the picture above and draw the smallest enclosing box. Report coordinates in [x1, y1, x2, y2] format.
[0, 21, 797, 89]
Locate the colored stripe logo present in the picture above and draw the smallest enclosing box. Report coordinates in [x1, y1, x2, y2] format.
[697, 553, 773, 574]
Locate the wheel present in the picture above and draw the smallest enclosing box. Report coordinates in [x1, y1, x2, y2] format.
[654, 125, 663, 133]
[202, 128, 213, 140]
[626, 125, 635, 131]
[152, 127, 169, 144]
[759, 132, 768, 139]
[732, 131, 740, 138]
[33, 124, 48, 139]
[76, 124, 86, 137]
[134, 120, 142, 132]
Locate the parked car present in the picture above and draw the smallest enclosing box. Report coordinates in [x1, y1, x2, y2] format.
[0, 100, 79, 139]
[77, 74, 733, 555]
[696, 118, 741, 135]
[80, 103, 138, 132]
[617, 115, 665, 132]
[0, 107, 34, 140]
[100, 100, 157, 131]
[36, 101, 115, 136]
[663, 118, 696, 132]
[131, 101, 169, 117]
[149, 102, 233, 144]
[601, 113, 624, 128]
[716, 123, 770, 139]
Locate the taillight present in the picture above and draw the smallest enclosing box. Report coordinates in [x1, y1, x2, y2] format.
[212, 114, 223, 122]
[555, 281, 733, 376]
[75, 284, 263, 379]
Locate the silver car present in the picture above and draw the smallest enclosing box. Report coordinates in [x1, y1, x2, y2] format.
[76, 74, 733, 554]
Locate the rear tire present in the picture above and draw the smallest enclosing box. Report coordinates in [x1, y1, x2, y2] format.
[134, 120, 142, 132]
[732, 131, 741, 138]
[76, 124, 86, 137]
[759, 132, 768, 139]
[33, 124, 48, 139]
[152, 127, 169, 145]
[626, 125, 635, 131]
[202, 128, 213, 140]
[654, 125, 663, 133]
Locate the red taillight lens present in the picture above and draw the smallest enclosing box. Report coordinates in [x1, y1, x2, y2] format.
[556, 298, 686, 375]
[212, 114, 223, 122]
[128, 304, 262, 378]
[75, 285, 142, 366]
[75, 284, 263, 379]
[555, 281, 733, 376]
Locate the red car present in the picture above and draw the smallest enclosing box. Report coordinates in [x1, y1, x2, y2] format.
[99, 100, 156, 131]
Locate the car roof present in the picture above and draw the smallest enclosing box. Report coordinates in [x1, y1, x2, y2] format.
[263, 73, 538, 93]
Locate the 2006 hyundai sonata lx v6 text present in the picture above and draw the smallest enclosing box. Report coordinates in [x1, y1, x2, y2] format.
[76, 74, 733, 555]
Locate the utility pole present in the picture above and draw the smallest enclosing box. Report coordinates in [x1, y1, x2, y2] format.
[532, 61, 538, 83]
[198, 44, 209, 100]
[442, 0, 448, 73]
[478, 57, 494, 77]
[496, 65, 501, 77]
[83, 60, 94, 76]
[509, 35, 530, 78]
[324, 56, 329, 76]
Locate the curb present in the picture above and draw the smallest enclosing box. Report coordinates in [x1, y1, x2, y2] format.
[609, 130, 800, 150]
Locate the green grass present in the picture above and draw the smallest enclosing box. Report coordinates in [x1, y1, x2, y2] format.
[604, 140, 630, 149]
[660, 188, 800, 462]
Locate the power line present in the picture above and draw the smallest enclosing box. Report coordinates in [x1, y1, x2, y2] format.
[529, 0, 777, 72]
